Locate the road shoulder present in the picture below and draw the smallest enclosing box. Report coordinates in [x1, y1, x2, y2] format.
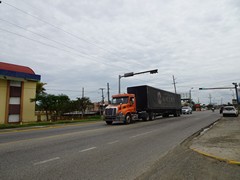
[190, 116, 240, 165]
[136, 117, 240, 180]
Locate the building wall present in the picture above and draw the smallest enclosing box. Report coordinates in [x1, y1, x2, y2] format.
[0, 79, 7, 124]
[22, 81, 37, 122]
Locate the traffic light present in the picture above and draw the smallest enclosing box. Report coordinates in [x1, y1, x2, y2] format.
[124, 72, 134, 77]
[150, 69, 158, 74]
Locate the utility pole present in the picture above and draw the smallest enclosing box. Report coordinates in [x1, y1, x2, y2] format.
[99, 88, 105, 104]
[209, 94, 212, 105]
[107, 83, 110, 104]
[82, 87, 84, 98]
[172, 75, 177, 93]
[99, 88, 105, 115]
[189, 87, 193, 106]
[232, 83, 239, 104]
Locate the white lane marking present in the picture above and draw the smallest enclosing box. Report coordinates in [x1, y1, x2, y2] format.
[107, 140, 119, 145]
[80, 147, 97, 152]
[34, 157, 60, 165]
[130, 130, 155, 139]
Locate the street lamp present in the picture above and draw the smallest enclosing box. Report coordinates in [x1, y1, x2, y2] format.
[189, 87, 193, 106]
[232, 83, 239, 104]
[118, 69, 158, 94]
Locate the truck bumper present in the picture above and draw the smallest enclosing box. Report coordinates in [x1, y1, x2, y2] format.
[104, 114, 125, 123]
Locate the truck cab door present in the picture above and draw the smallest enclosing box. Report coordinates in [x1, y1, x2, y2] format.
[129, 97, 136, 112]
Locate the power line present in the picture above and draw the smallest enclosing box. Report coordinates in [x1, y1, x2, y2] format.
[0, 18, 120, 65]
[1, 1, 134, 64]
[0, 28, 158, 87]
[0, 1, 171, 89]
[0, 19, 147, 76]
[0, 27, 101, 62]
[0, 27, 132, 72]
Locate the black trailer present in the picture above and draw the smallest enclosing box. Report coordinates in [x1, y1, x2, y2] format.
[127, 85, 181, 120]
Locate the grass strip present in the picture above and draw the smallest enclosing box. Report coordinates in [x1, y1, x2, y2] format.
[0, 116, 102, 129]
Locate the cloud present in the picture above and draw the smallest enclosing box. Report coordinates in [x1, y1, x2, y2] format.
[0, 0, 240, 104]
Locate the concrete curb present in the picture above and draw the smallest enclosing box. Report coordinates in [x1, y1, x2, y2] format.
[0, 121, 100, 134]
[190, 147, 240, 165]
[180, 118, 220, 147]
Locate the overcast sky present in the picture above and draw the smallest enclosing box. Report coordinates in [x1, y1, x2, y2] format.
[1, 0, 240, 104]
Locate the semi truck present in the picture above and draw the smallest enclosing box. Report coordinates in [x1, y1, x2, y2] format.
[104, 85, 181, 125]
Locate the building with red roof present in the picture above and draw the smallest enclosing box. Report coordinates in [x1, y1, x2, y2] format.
[0, 62, 41, 124]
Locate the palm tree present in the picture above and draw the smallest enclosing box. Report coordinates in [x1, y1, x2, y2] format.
[36, 82, 47, 96]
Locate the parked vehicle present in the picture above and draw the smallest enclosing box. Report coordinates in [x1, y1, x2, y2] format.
[104, 85, 181, 125]
[222, 106, 238, 117]
[181, 106, 192, 114]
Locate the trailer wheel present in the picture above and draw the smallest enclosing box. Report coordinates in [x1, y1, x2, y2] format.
[125, 114, 132, 124]
[178, 111, 181, 116]
[106, 121, 112, 125]
[142, 113, 149, 121]
[174, 111, 180, 117]
[149, 112, 154, 121]
[146, 114, 150, 121]
[162, 113, 169, 118]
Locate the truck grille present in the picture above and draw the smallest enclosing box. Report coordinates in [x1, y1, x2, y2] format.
[105, 108, 116, 116]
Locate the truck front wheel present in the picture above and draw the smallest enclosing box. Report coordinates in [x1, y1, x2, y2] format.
[125, 114, 132, 124]
[106, 121, 112, 125]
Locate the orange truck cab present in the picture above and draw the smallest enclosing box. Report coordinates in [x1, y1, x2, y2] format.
[104, 94, 137, 125]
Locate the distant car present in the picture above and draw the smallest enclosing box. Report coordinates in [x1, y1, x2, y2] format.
[182, 106, 192, 114]
[222, 106, 238, 117]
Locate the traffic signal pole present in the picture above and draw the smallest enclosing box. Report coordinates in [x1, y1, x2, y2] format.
[199, 85, 239, 105]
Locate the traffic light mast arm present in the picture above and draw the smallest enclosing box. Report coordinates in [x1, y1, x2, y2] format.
[119, 69, 158, 93]
[199, 87, 234, 90]
[123, 69, 158, 77]
[133, 69, 158, 76]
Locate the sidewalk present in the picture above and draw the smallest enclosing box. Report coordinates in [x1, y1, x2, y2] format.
[190, 116, 240, 164]
[136, 115, 240, 180]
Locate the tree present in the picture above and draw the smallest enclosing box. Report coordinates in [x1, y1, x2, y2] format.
[36, 82, 46, 95]
[33, 94, 56, 121]
[33, 93, 73, 121]
[76, 97, 93, 118]
[33, 82, 47, 112]
[54, 94, 71, 119]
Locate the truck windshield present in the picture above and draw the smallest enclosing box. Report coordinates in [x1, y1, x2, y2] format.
[112, 97, 129, 105]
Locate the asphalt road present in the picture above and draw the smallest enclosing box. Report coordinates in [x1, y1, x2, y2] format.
[0, 111, 221, 180]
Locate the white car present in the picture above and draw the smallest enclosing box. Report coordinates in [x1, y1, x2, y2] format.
[222, 106, 238, 117]
[182, 106, 192, 114]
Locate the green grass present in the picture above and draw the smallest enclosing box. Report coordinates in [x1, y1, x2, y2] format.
[0, 115, 103, 130]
